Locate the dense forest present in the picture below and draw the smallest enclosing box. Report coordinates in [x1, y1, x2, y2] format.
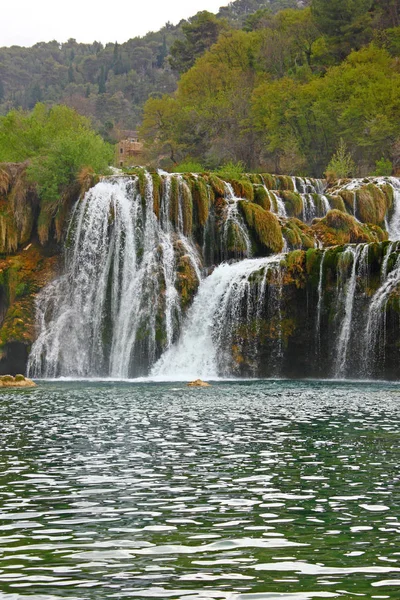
[0, 0, 305, 138]
[141, 0, 400, 176]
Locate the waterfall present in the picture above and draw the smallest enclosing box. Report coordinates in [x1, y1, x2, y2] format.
[27, 171, 400, 381]
[315, 249, 327, 355]
[386, 178, 400, 240]
[334, 245, 367, 378]
[269, 190, 287, 218]
[151, 256, 283, 380]
[364, 244, 400, 376]
[28, 176, 202, 378]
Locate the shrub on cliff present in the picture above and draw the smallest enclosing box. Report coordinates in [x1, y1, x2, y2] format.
[0, 104, 112, 203]
[0, 104, 113, 245]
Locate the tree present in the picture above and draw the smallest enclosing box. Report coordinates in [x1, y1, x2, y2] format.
[169, 12, 228, 73]
[325, 138, 355, 179]
[311, 0, 373, 36]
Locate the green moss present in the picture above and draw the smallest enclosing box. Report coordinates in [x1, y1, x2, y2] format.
[151, 173, 162, 218]
[133, 167, 146, 197]
[306, 248, 319, 276]
[176, 253, 199, 309]
[207, 174, 225, 198]
[14, 374, 25, 382]
[312, 209, 388, 247]
[181, 180, 193, 236]
[283, 249, 307, 287]
[0, 203, 19, 253]
[193, 177, 210, 227]
[356, 184, 387, 225]
[239, 201, 283, 253]
[337, 190, 355, 212]
[231, 178, 254, 201]
[281, 191, 303, 218]
[261, 174, 276, 190]
[226, 221, 248, 254]
[253, 185, 271, 211]
[381, 183, 394, 210]
[169, 176, 180, 228]
[327, 194, 346, 212]
[282, 218, 315, 250]
[276, 175, 295, 191]
[248, 174, 263, 185]
[0, 375, 14, 382]
[37, 208, 53, 246]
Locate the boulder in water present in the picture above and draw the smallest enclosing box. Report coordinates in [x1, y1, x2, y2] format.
[0, 375, 36, 388]
[187, 379, 211, 388]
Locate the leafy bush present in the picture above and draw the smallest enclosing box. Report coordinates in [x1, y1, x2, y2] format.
[173, 160, 204, 173]
[373, 157, 393, 177]
[214, 161, 245, 180]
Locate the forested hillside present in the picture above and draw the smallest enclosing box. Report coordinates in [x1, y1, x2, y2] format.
[0, 0, 304, 137]
[141, 0, 400, 177]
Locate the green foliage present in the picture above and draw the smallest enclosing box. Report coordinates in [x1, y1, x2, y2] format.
[0, 105, 112, 206]
[325, 139, 355, 180]
[174, 160, 204, 173]
[169, 11, 228, 74]
[373, 157, 393, 176]
[214, 161, 246, 180]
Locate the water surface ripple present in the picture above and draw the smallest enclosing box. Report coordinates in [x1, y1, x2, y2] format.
[0, 380, 399, 599]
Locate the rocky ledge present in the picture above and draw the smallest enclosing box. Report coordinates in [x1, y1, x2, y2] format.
[0, 374, 36, 388]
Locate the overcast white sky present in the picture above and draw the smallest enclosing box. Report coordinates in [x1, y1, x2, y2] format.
[1, 0, 226, 47]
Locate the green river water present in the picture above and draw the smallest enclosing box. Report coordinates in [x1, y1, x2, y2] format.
[0, 380, 399, 599]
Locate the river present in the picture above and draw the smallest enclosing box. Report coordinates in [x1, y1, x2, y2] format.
[0, 380, 399, 599]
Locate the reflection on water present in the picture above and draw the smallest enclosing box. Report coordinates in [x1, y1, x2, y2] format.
[0, 380, 399, 599]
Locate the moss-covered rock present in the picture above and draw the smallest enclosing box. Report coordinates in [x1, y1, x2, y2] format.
[207, 174, 225, 198]
[239, 201, 283, 254]
[253, 185, 271, 211]
[192, 177, 210, 227]
[280, 191, 303, 218]
[312, 210, 387, 246]
[326, 194, 346, 212]
[276, 175, 295, 191]
[356, 184, 387, 225]
[151, 172, 162, 218]
[260, 173, 276, 190]
[282, 218, 315, 250]
[231, 178, 254, 201]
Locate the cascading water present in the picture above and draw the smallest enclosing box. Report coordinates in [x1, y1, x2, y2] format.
[28, 176, 203, 378]
[27, 171, 400, 381]
[151, 256, 283, 380]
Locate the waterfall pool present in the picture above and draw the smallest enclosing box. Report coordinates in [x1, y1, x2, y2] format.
[0, 379, 399, 598]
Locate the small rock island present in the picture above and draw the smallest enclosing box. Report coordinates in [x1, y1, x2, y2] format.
[0, 375, 36, 388]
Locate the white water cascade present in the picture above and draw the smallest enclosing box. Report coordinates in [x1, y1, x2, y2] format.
[151, 256, 283, 380]
[28, 177, 202, 378]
